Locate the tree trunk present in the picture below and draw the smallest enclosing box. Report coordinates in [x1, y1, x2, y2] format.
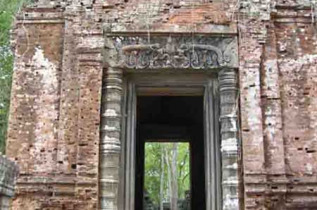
[164, 146, 172, 210]
[164, 144, 178, 210]
[171, 143, 178, 210]
[160, 146, 164, 210]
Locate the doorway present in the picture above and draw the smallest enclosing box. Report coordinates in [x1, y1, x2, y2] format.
[121, 74, 221, 210]
[135, 96, 206, 210]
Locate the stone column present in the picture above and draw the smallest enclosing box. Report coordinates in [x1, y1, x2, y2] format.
[218, 69, 240, 210]
[99, 36, 123, 210]
[0, 155, 19, 210]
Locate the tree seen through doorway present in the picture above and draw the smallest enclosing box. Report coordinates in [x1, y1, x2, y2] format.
[144, 142, 190, 210]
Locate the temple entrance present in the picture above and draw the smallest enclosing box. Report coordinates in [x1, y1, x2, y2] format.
[120, 73, 223, 210]
[135, 96, 206, 210]
[98, 33, 239, 210]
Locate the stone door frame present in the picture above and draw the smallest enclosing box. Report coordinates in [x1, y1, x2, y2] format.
[99, 33, 240, 210]
[121, 73, 220, 210]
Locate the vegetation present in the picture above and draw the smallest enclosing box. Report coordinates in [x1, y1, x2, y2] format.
[145, 142, 190, 209]
[0, 0, 32, 153]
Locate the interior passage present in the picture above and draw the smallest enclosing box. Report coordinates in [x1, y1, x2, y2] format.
[136, 96, 206, 210]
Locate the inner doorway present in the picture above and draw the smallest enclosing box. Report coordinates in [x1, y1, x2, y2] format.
[135, 96, 206, 210]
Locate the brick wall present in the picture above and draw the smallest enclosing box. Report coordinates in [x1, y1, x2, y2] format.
[6, 0, 317, 209]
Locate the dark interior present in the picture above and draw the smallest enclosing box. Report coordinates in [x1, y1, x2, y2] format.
[135, 96, 206, 210]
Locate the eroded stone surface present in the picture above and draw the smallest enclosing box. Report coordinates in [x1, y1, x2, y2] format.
[0, 155, 19, 210]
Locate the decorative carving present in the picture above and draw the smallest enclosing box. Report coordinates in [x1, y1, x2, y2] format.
[109, 35, 238, 69]
[102, 34, 240, 210]
[219, 69, 239, 210]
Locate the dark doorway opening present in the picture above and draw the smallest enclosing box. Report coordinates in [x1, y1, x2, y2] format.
[135, 96, 206, 210]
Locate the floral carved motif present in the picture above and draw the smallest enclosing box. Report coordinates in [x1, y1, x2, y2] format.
[110, 35, 238, 69]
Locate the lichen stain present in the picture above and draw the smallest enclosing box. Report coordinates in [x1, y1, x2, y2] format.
[279, 54, 317, 174]
[29, 47, 59, 173]
[221, 138, 238, 153]
[104, 109, 118, 117]
[246, 87, 262, 130]
[263, 59, 280, 98]
[223, 193, 239, 209]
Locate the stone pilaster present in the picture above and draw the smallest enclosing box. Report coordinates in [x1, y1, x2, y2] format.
[99, 36, 123, 210]
[219, 69, 240, 210]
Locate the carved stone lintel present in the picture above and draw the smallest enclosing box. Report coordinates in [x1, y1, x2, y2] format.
[109, 35, 238, 70]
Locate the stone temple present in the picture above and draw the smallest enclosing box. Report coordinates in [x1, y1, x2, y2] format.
[4, 0, 317, 209]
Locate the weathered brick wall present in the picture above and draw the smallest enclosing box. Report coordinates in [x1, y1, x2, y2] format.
[7, 4, 102, 209]
[6, 0, 317, 209]
[240, 0, 317, 209]
[274, 3, 317, 208]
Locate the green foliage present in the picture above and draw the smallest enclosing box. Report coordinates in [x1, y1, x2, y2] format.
[0, 0, 31, 153]
[144, 142, 190, 207]
[144, 143, 163, 204]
